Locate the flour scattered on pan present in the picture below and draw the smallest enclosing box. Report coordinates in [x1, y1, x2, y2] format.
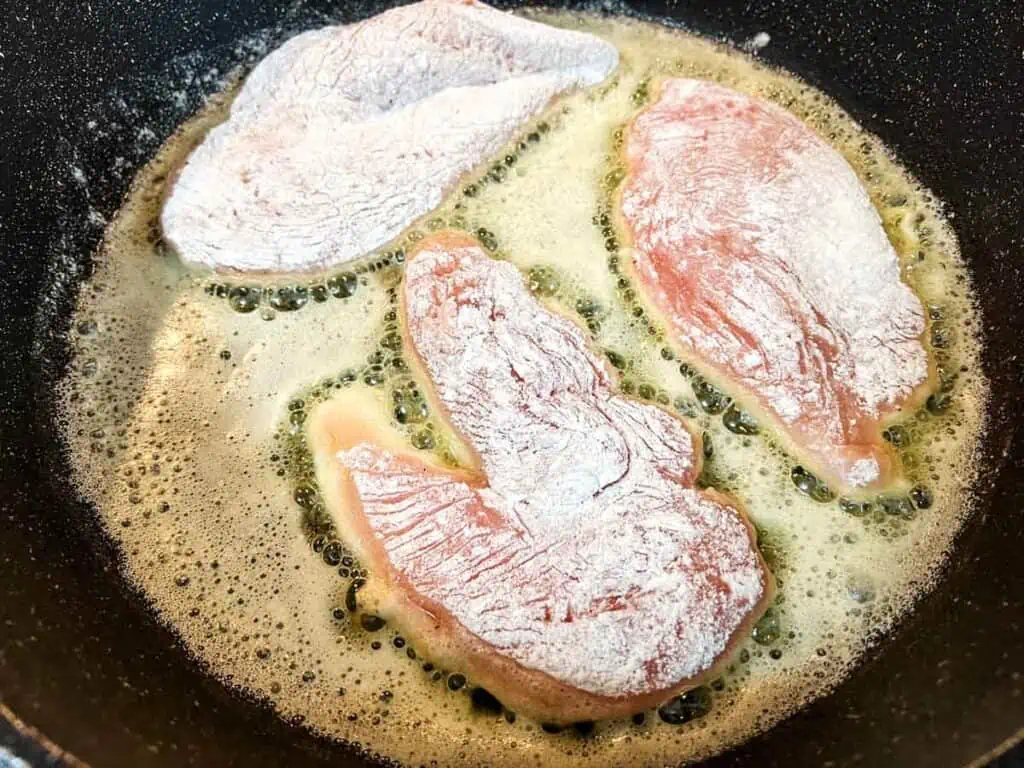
[742, 32, 772, 52]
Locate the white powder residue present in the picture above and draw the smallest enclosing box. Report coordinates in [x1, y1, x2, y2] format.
[742, 32, 771, 53]
[161, 0, 618, 273]
[333, 235, 768, 699]
[847, 457, 881, 488]
[620, 78, 930, 490]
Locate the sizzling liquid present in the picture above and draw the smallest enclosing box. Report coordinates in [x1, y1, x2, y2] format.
[59, 11, 987, 767]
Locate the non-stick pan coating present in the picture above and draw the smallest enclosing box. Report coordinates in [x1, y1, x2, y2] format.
[1, 0, 1022, 765]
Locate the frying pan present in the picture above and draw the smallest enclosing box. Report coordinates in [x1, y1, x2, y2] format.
[1, 0, 1022, 765]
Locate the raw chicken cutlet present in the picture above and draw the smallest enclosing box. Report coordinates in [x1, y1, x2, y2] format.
[617, 78, 933, 493]
[161, 0, 617, 273]
[311, 232, 772, 722]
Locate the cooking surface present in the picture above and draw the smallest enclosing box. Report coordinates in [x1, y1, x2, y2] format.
[1, 0, 1022, 766]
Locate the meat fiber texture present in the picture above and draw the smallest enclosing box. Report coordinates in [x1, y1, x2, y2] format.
[618, 78, 933, 494]
[161, 0, 618, 273]
[311, 232, 771, 722]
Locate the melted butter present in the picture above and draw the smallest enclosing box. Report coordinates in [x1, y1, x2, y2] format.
[59, 11, 987, 767]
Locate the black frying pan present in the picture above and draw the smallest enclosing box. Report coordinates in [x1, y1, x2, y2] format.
[1, 0, 1022, 765]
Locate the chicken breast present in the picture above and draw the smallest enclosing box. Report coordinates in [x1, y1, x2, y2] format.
[162, 0, 618, 273]
[617, 78, 933, 493]
[311, 232, 771, 722]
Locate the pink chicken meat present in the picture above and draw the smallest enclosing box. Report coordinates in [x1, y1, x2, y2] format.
[618, 79, 932, 492]
[161, 0, 617, 273]
[311, 232, 771, 722]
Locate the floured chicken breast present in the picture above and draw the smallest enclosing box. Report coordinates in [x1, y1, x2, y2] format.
[311, 232, 771, 723]
[161, 0, 618, 272]
[617, 79, 933, 493]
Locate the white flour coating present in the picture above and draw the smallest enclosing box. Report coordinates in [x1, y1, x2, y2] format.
[336, 238, 767, 697]
[847, 457, 881, 488]
[621, 78, 929, 489]
[161, 0, 618, 273]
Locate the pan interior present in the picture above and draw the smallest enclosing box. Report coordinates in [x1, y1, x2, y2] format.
[55, 10, 987, 767]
